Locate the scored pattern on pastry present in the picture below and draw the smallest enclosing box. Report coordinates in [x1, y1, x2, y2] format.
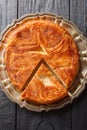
[4, 20, 79, 104]
[20, 60, 68, 104]
[22, 59, 66, 90]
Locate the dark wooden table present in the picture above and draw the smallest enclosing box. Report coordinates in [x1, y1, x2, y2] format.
[0, 0, 87, 130]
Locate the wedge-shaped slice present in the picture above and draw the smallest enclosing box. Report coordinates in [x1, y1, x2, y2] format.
[20, 63, 68, 104]
[45, 34, 79, 88]
[55, 67, 79, 88]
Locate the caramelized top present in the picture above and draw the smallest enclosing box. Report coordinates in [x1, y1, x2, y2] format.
[4, 20, 79, 104]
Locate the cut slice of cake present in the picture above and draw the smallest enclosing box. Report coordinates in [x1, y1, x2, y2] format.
[20, 60, 68, 104]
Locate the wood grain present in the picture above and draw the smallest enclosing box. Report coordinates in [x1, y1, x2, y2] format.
[18, 0, 69, 19]
[0, 0, 17, 130]
[0, 0, 87, 130]
[17, 0, 71, 130]
[70, 0, 86, 35]
[70, 0, 87, 130]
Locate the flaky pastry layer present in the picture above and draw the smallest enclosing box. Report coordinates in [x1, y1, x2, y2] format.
[4, 20, 79, 104]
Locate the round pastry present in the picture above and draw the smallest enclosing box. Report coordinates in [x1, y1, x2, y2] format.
[4, 17, 79, 104]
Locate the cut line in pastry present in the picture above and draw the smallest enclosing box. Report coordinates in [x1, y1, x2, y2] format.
[20, 59, 68, 104]
[22, 59, 67, 90]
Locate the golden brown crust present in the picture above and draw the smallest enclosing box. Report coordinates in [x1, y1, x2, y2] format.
[4, 20, 79, 104]
[20, 64, 68, 104]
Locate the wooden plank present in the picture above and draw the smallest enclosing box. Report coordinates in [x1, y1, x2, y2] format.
[0, 0, 17, 130]
[17, 106, 42, 130]
[70, 0, 86, 35]
[17, 0, 71, 130]
[18, 0, 69, 19]
[0, 0, 17, 31]
[71, 88, 87, 130]
[17, 1, 42, 130]
[86, 0, 87, 36]
[70, 0, 87, 130]
[41, 107, 71, 130]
